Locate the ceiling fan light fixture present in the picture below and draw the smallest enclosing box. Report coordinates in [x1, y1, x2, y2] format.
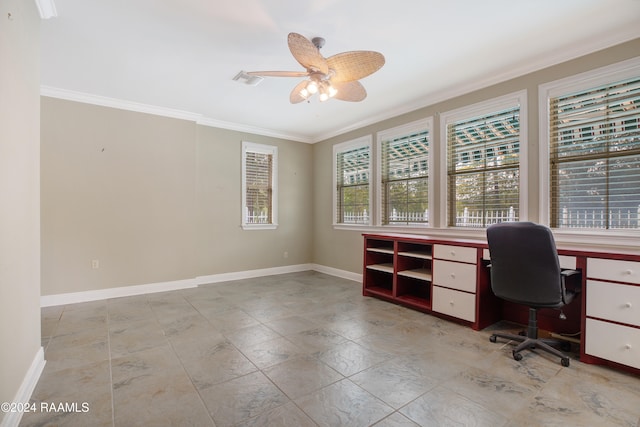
[246, 32, 384, 104]
[306, 80, 319, 94]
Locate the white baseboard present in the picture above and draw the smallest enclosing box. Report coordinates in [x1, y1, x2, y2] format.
[311, 264, 362, 283]
[40, 278, 198, 307]
[40, 264, 361, 307]
[0, 347, 45, 427]
[195, 264, 314, 285]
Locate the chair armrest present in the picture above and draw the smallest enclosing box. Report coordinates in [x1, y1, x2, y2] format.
[560, 269, 580, 277]
[560, 269, 582, 301]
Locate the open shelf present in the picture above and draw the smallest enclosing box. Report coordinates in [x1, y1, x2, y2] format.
[363, 235, 435, 313]
[397, 268, 432, 281]
[365, 286, 393, 298]
[398, 250, 432, 259]
[396, 274, 431, 309]
[367, 263, 394, 274]
[397, 293, 432, 310]
[367, 247, 395, 255]
[397, 241, 432, 260]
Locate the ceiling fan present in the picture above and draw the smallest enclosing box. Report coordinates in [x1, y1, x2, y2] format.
[246, 32, 385, 103]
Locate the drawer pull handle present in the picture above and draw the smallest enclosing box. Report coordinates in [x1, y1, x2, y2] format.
[450, 273, 456, 279]
[625, 269, 633, 275]
[450, 251, 456, 256]
[624, 302, 632, 308]
[624, 344, 632, 350]
[449, 301, 454, 306]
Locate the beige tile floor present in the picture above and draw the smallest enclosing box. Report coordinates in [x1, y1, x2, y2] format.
[20, 271, 640, 426]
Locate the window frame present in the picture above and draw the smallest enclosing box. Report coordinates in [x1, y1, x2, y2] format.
[376, 118, 434, 227]
[333, 135, 372, 227]
[439, 90, 528, 229]
[539, 57, 640, 239]
[241, 141, 278, 230]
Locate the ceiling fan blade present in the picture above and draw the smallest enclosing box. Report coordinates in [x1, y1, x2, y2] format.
[327, 51, 385, 83]
[288, 32, 329, 74]
[289, 80, 309, 104]
[332, 81, 367, 102]
[246, 71, 310, 78]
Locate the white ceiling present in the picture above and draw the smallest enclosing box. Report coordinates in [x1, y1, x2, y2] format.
[40, 0, 640, 143]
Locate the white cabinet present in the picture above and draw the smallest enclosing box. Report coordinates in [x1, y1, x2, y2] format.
[432, 244, 478, 322]
[432, 286, 476, 322]
[432, 260, 476, 293]
[585, 258, 640, 370]
[585, 319, 640, 370]
[586, 280, 640, 327]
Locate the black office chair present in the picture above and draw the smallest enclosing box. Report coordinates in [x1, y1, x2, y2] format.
[486, 222, 580, 367]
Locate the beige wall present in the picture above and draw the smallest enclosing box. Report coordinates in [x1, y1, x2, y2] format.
[195, 126, 313, 275]
[312, 39, 640, 275]
[39, 38, 640, 295]
[40, 99, 313, 295]
[0, 0, 41, 418]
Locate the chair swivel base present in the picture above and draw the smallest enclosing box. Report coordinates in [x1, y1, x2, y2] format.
[490, 331, 571, 367]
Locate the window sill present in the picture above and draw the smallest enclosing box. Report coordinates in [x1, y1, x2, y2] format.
[241, 224, 278, 230]
[332, 223, 640, 253]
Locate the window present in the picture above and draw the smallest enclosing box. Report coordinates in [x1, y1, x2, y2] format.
[378, 119, 432, 225]
[333, 136, 372, 225]
[242, 141, 277, 229]
[441, 91, 527, 228]
[541, 59, 640, 230]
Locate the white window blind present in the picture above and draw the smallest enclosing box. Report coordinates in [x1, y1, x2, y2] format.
[336, 143, 370, 224]
[381, 130, 429, 225]
[447, 106, 520, 227]
[549, 76, 640, 229]
[242, 142, 277, 228]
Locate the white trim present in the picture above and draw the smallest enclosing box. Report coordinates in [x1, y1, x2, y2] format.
[0, 347, 45, 427]
[40, 278, 197, 307]
[439, 90, 528, 228]
[314, 31, 640, 143]
[34, 0, 57, 19]
[196, 117, 312, 144]
[40, 87, 313, 144]
[41, 87, 201, 122]
[241, 141, 278, 229]
[538, 56, 640, 226]
[38, 265, 362, 308]
[376, 117, 434, 227]
[196, 264, 314, 285]
[311, 264, 362, 283]
[332, 135, 373, 226]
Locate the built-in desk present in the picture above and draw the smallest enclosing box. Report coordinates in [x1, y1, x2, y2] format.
[363, 233, 640, 375]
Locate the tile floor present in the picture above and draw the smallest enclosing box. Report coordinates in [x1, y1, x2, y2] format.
[20, 271, 640, 427]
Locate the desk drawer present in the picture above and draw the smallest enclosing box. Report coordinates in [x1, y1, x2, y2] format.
[432, 286, 475, 322]
[588, 258, 640, 284]
[433, 259, 476, 293]
[433, 244, 477, 264]
[587, 280, 640, 327]
[585, 318, 640, 370]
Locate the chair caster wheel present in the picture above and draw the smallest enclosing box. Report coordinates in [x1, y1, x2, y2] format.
[489, 335, 497, 343]
[512, 351, 523, 361]
[561, 357, 570, 367]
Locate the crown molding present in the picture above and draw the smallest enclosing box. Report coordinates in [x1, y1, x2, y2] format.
[314, 30, 640, 143]
[40, 31, 639, 145]
[40, 86, 313, 143]
[34, 0, 57, 19]
[196, 117, 312, 143]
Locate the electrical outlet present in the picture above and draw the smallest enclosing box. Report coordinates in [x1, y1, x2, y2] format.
[91, 259, 99, 269]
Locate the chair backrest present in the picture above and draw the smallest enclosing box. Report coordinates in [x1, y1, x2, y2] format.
[486, 222, 564, 307]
